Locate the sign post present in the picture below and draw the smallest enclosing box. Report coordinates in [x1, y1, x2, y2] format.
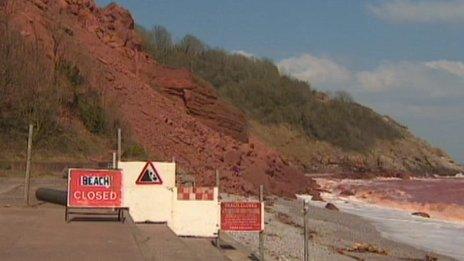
[221, 202, 263, 231]
[303, 200, 309, 261]
[67, 169, 123, 222]
[24, 124, 33, 206]
[216, 170, 221, 250]
[117, 128, 122, 162]
[112, 152, 117, 169]
[259, 185, 265, 261]
[220, 186, 265, 260]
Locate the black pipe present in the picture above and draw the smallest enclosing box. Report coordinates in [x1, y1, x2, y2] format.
[35, 188, 67, 206]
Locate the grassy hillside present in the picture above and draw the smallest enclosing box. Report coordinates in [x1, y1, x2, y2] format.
[137, 25, 403, 151]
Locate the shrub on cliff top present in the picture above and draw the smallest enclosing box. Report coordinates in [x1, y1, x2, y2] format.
[137, 25, 403, 151]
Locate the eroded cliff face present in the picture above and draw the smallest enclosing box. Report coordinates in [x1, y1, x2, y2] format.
[2, 0, 460, 202]
[3, 0, 317, 197]
[21, 0, 248, 142]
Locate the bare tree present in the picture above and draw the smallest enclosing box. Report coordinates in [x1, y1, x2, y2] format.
[333, 90, 354, 103]
[178, 34, 206, 55]
[152, 25, 173, 52]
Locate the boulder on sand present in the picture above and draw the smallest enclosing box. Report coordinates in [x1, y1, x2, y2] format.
[325, 203, 339, 211]
[346, 243, 387, 255]
[339, 189, 355, 196]
[412, 212, 430, 218]
[311, 193, 324, 201]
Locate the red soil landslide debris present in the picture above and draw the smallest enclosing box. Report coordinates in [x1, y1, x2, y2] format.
[4, 0, 319, 198]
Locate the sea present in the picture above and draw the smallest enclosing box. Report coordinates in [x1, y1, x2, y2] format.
[301, 177, 464, 260]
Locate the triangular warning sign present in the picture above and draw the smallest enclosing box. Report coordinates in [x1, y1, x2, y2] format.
[136, 161, 163, 185]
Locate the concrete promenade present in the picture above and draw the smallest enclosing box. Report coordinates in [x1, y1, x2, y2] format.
[0, 178, 247, 261]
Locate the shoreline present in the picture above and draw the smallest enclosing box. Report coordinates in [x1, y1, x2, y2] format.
[315, 177, 464, 223]
[305, 193, 464, 260]
[305, 175, 464, 260]
[223, 193, 453, 260]
[342, 192, 464, 224]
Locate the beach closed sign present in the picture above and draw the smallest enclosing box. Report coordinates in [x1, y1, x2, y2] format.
[221, 202, 263, 231]
[67, 169, 122, 208]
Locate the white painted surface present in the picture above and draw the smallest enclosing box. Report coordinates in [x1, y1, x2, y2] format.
[119, 161, 175, 223]
[119, 161, 220, 236]
[169, 187, 220, 237]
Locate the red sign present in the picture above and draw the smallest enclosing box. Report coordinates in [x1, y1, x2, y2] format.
[221, 202, 263, 231]
[136, 161, 163, 185]
[67, 169, 122, 208]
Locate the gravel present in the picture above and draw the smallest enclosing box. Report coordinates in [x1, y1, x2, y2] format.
[221, 193, 454, 261]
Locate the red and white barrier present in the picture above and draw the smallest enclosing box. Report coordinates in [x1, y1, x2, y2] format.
[177, 186, 215, 201]
[170, 187, 220, 237]
[118, 161, 220, 237]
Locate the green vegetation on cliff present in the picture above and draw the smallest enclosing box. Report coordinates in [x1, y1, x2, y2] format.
[137, 25, 403, 151]
[0, 15, 139, 159]
[0, 10, 402, 156]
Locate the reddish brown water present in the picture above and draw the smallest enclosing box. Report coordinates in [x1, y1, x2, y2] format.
[360, 178, 464, 204]
[317, 178, 464, 222]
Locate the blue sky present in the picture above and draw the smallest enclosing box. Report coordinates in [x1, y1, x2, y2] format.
[97, 0, 464, 164]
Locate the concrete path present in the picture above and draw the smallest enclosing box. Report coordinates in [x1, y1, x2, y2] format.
[0, 206, 238, 261]
[134, 224, 229, 261]
[0, 177, 251, 261]
[0, 206, 144, 261]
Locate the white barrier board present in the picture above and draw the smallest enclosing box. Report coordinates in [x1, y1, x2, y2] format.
[169, 187, 220, 237]
[119, 161, 175, 223]
[119, 161, 220, 237]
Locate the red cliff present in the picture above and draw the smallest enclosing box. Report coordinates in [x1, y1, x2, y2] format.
[2, 0, 318, 197]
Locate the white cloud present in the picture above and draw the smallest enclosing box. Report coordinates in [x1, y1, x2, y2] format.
[277, 54, 352, 85]
[368, 0, 464, 23]
[353, 60, 464, 162]
[425, 60, 464, 76]
[276, 54, 464, 162]
[356, 60, 464, 95]
[277, 54, 463, 97]
[232, 50, 255, 58]
[356, 62, 427, 92]
[356, 65, 398, 92]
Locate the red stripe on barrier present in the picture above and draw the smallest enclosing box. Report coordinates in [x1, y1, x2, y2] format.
[177, 186, 215, 201]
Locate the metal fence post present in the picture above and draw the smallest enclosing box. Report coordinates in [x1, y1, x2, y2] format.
[259, 185, 265, 261]
[24, 124, 33, 206]
[112, 152, 117, 169]
[216, 170, 221, 250]
[117, 128, 122, 162]
[304, 200, 309, 261]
